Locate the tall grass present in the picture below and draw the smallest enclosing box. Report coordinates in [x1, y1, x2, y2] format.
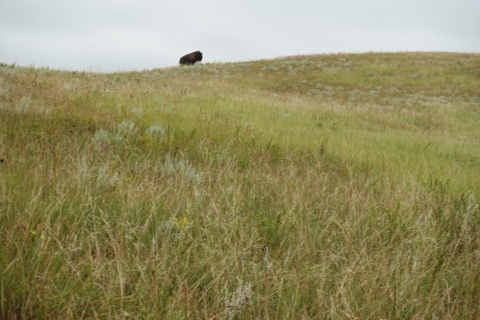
[1, 53, 479, 319]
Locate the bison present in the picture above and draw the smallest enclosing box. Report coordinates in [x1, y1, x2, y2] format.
[179, 51, 203, 65]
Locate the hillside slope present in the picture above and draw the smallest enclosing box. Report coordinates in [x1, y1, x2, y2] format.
[1, 52, 480, 319]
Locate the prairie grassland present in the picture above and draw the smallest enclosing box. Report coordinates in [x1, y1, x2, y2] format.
[1, 52, 480, 319]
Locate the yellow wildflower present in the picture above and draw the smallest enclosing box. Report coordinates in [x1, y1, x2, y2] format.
[171, 217, 190, 229]
[179, 218, 189, 228]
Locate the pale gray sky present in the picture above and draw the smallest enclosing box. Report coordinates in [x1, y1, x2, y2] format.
[1, 0, 479, 72]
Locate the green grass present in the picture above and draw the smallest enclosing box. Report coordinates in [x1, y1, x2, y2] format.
[1, 52, 480, 319]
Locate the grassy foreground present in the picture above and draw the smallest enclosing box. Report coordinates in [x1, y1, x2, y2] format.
[1, 52, 480, 319]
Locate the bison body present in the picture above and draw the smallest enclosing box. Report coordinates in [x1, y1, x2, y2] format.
[179, 51, 203, 65]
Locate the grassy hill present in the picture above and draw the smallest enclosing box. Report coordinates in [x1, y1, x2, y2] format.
[1, 52, 479, 319]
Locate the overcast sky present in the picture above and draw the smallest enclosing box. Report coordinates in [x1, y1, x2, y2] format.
[1, 0, 479, 72]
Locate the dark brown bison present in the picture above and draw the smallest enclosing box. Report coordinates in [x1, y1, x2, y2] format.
[179, 51, 203, 65]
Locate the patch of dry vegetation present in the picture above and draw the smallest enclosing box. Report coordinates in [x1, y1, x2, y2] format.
[1, 52, 480, 319]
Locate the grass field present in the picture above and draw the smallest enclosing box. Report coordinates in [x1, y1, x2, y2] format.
[1, 52, 480, 319]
